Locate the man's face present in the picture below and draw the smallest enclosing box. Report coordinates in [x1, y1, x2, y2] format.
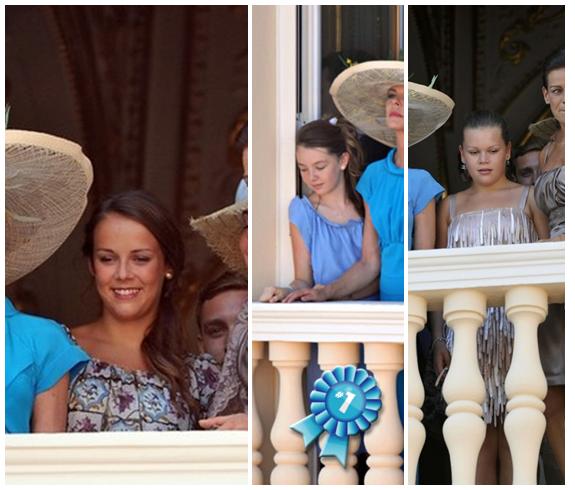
[515, 150, 540, 186]
[198, 288, 247, 363]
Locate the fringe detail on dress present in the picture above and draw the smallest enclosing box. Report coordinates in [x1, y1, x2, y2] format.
[445, 207, 538, 425]
[445, 308, 514, 426]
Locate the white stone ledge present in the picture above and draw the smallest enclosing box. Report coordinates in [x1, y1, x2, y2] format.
[409, 242, 565, 310]
[252, 301, 404, 343]
[6, 431, 249, 484]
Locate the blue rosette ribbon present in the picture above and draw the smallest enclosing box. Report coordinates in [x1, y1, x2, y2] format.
[290, 365, 383, 467]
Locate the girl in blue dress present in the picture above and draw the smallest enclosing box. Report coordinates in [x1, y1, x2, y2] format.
[260, 118, 379, 302]
[284, 61, 406, 302]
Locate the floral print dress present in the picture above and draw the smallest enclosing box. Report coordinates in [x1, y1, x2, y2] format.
[67, 354, 220, 432]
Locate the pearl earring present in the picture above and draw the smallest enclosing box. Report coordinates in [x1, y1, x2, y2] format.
[165, 272, 173, 280]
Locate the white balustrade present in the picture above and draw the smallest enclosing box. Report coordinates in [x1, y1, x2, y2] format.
[504, 286, 548, 484]
[317, 342, 361, 485]
[6, 431, 248, 484]
[407, 294, 427, 484]
[408, 242, 565, 485]
[252, 301, 404, 485]
[364, 342, 404, 485]
[442, 290, 487, 484]
[268, 341, 311, 485]
[252, 341, 265, 485]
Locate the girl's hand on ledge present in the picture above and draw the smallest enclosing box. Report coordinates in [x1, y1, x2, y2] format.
[283, 284, 327, 303]
[199, 413, 248, 430]
[259, 286, 292, 303]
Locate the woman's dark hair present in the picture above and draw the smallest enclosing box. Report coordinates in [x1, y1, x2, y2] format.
[83, 189, 196, 416]
[459, 110, 515, 182]
[296, 119, 365, 217]
[543, 49, 564, 89]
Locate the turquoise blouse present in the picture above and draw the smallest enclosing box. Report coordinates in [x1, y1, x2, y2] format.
[5, 298, 89, 433]
[357, 149, 404, 301]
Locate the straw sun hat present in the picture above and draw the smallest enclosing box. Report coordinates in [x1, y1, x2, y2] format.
[6, 130, 93, 285]
[190, 200, 248, 276]
[408, 81, 455, 147]
[330, 60, 404, 147]
[528, 117, 560, 141]
[330, 60, 454, 147]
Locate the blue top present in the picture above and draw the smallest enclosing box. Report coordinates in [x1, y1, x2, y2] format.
[289, 196, 378, 300]
[5, 298, 89, 433]
[357, 149, 404, 301]
[408, 168, 444, 250]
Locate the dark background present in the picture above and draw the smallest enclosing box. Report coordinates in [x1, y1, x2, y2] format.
[6, 5, 247, 335]
[408, 5, 564, 193]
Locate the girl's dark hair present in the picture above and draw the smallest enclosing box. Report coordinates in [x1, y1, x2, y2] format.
[83, 189, 196, 416]
[543, 49, 564, 89]
[459, 110, 515, 182]
[296, 119, 365, 217]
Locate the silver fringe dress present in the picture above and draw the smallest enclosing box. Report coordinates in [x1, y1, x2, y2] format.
[444, 186, 538, 425]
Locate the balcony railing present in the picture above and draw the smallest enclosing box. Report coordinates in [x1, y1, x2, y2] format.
[408, 241, 565, 484]
[252, 301, 404, 485]
[6, 431, 249, 484]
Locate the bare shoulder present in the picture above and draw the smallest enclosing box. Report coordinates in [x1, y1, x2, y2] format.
[69, 323, 101, 350]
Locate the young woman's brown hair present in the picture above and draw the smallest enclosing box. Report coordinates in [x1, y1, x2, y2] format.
[82, 189, 196, 415]
[296, 118, 365, 216]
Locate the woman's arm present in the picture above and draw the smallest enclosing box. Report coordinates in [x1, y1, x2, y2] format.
[259, 223, 313, 302]
[413, 199, 437, 250]
[528, 187, 550, 240]
[31, 374, 69, 432]
[289, 222, 314, 289]
[435, 196, 450, 249]
[284, 202, 380, 302]
[199, 413, 248, 430]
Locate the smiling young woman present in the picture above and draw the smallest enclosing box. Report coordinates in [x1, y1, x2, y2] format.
[67, 190, 213, 432]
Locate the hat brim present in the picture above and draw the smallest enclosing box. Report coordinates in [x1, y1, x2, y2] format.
[528, 117, 559, 141]
[6, 130, 93, 285]
[408, 82, 455, 147]
[330, 60, 404, 147]
[190, 201, 248, 276]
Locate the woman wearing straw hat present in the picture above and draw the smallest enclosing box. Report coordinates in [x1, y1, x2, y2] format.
[190, 199, 248, 430]
[5, 130, 93, 433]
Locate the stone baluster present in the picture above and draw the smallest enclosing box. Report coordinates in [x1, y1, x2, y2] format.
[407, 294, 427, 484]
[269, 341, 311, 485]
[442, 290, 487, 484]
[317, 343, 361, 485]
[252, 341, 264, 484]
[504, 286, 548, 484]
[363, 342, 404, 485]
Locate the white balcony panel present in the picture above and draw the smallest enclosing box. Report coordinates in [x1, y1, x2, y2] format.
[252, 302, 404, 343]
[409, 242, 565, 309]
[6, 431, 249, 484]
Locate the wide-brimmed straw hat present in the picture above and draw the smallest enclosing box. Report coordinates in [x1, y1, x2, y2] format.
[408, 81, 455, 146]
[6, 130, 93, 285]
[190, 200, 247, 276]
[330, 60, 404, 147]
[528, 117, 559, 141]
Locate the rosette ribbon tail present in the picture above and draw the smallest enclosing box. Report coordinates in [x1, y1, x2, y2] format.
[290, 414, 324, 447]
[321, 433, 349, 466]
